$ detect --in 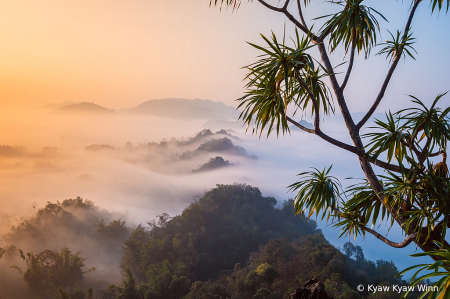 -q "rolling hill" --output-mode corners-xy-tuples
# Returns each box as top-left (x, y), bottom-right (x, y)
(128, 98), (238, 120)
(54, 102), (114, 114)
